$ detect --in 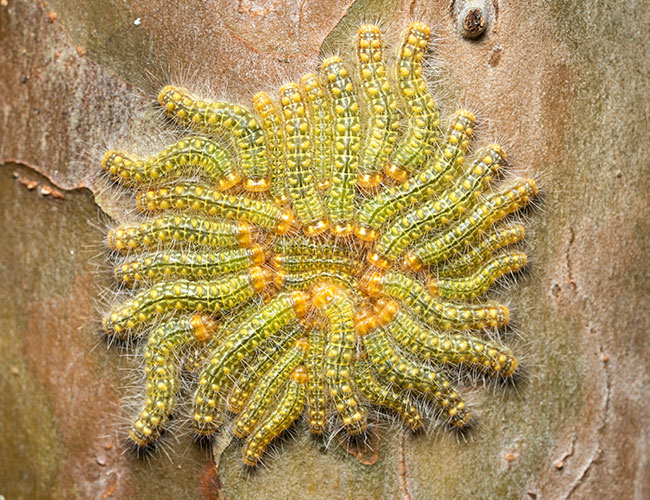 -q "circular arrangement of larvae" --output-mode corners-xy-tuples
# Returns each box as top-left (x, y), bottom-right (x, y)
(101, 21), (537, 467)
